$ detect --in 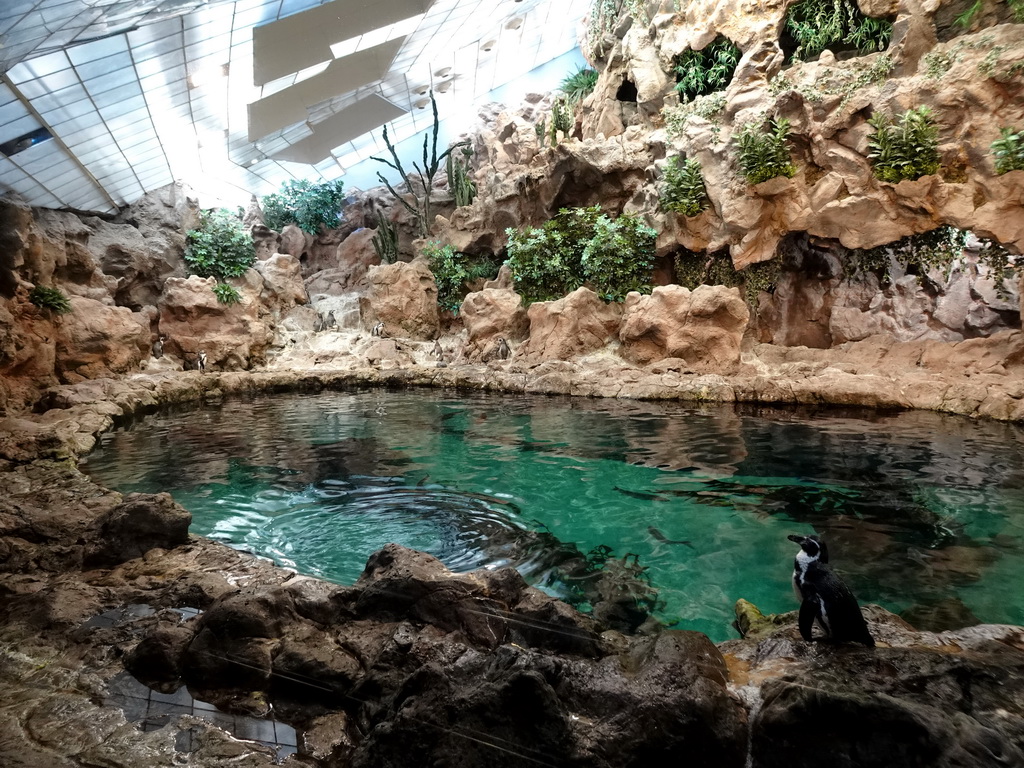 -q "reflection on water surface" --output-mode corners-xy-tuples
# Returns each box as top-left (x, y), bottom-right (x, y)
(81, 389), (1024, 642)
